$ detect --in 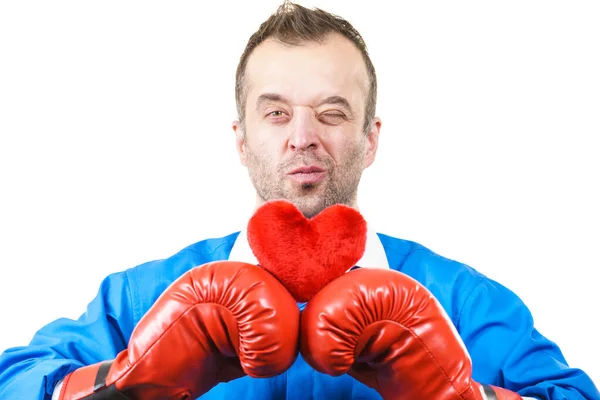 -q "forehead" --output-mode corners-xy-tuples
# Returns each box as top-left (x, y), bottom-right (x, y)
(244, 33), (369, 107)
